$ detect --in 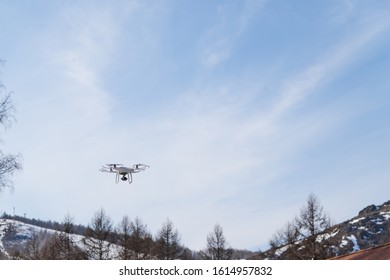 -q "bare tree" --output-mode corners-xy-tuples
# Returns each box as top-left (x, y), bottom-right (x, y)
(296, 193), (332, 259)
(128, 217), (153, 259)
(116, 215), (132, 260)
(268, 194), (335, 260)
(154, 218), (183, 260)
(0, 68), (22, 191)
(60, 214), (81, 259)
(24, 232), (42, 259)
(201, 224), (232, 260)
(52, 215), (86, 259)
(38, 215), (86, 260)
(40, 235), (61, 260)
(269, 221), (300, 260)
(181, 247), (196, 260)
(35, 230), (61, 260)
(116, 216), (153, 260)
(83, 208), (113, 260)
